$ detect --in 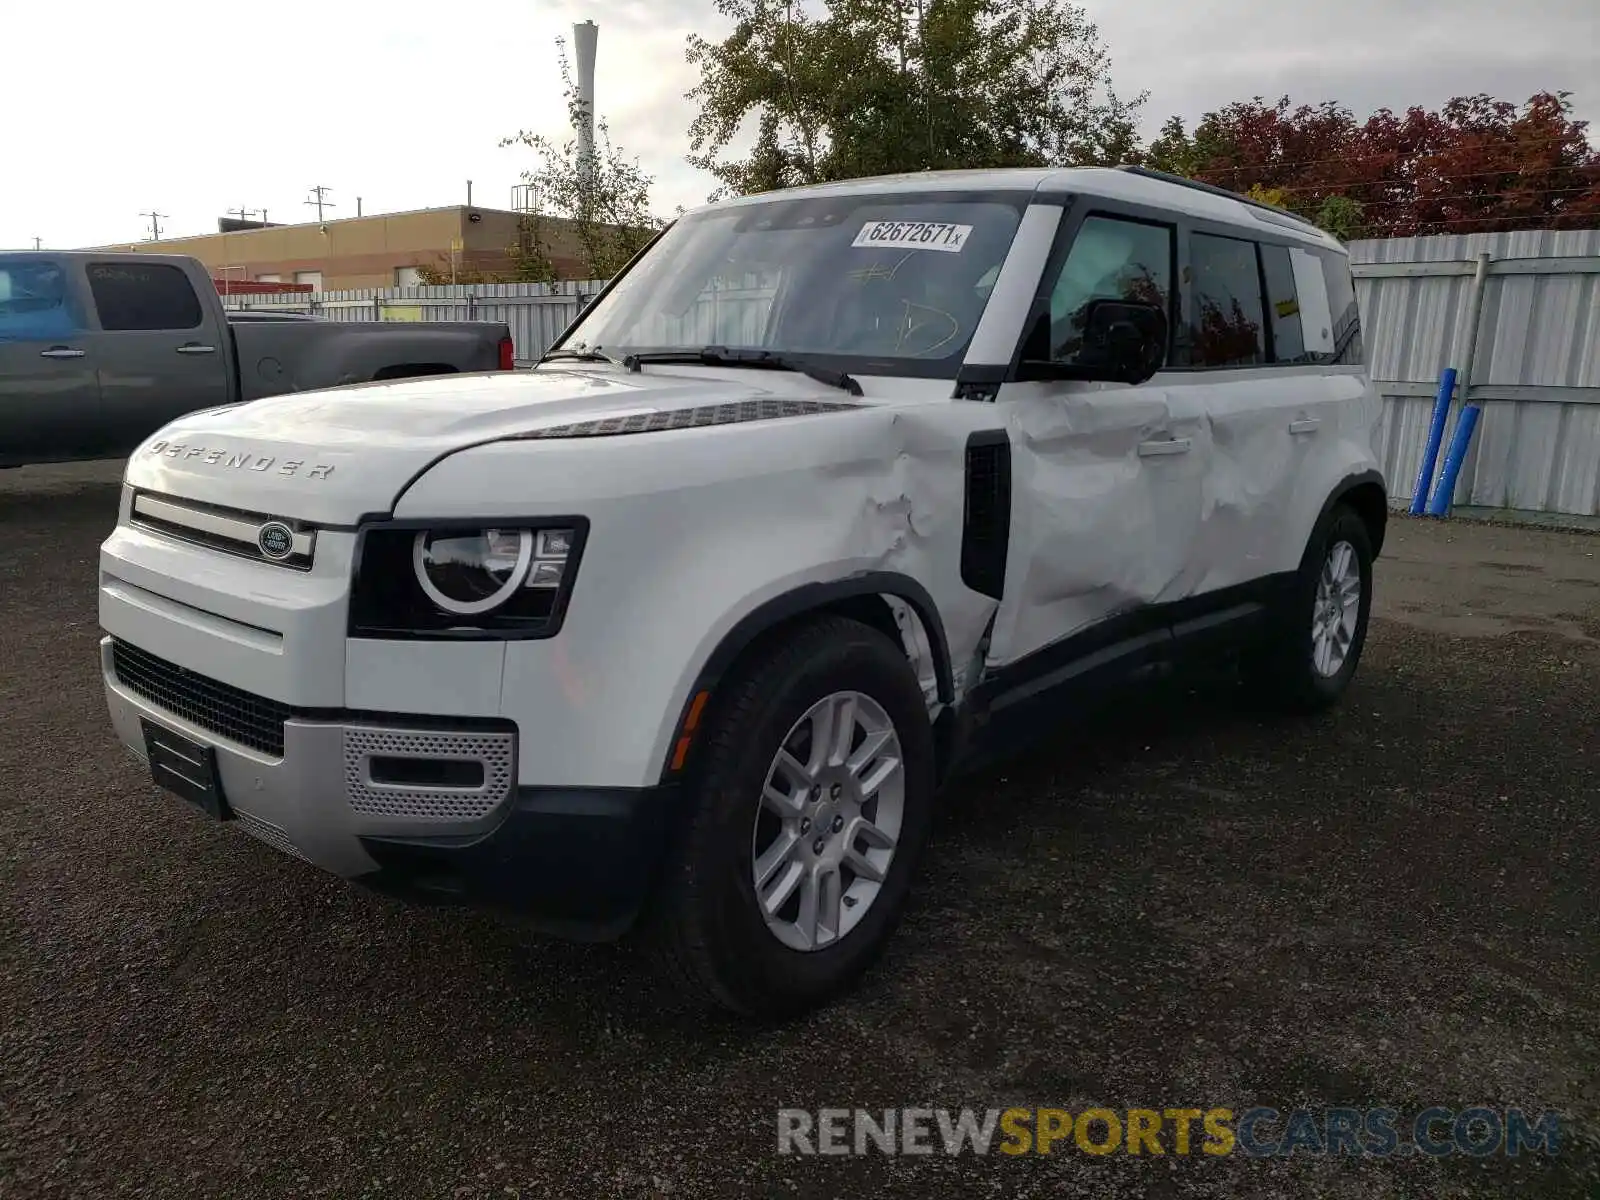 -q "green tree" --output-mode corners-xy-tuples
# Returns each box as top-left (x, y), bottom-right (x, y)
(501, 36), (667, 279)
(1313, 194), (1363, 241)
(684, 0), (1145, 199)
(1143, 115), (1199, 177)
(1245, 182), (1291, 209)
